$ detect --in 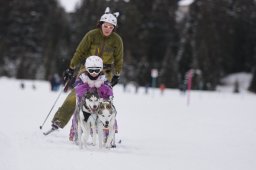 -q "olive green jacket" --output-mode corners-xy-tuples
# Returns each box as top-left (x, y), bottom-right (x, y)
(70, 28), (123, 80)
